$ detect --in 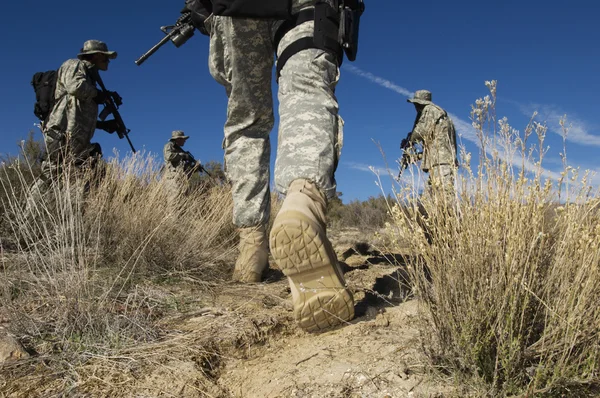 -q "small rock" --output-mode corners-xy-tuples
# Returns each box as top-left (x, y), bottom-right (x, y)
(0, 329), (29, 363)
(375, 313), (390, 327)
